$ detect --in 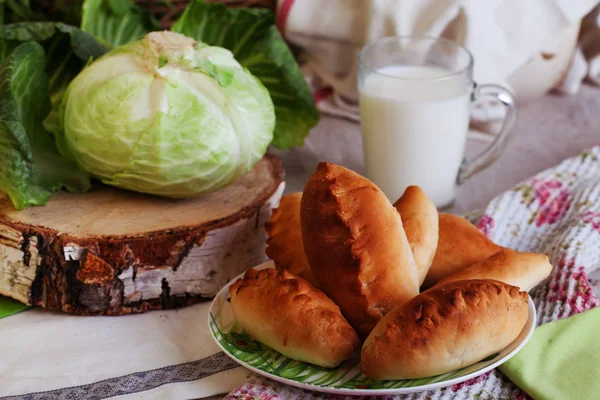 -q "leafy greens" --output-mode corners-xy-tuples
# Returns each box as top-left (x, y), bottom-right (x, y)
(81, 0), (155, 47)
(172, 0), (319, 149)
(0, 0), (319, 210)
(0, 22), (109, 132)
(0, 41), (91, 209)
